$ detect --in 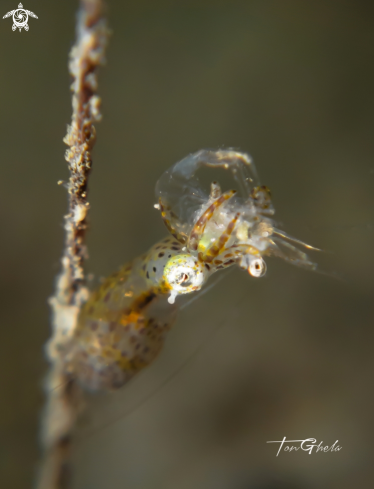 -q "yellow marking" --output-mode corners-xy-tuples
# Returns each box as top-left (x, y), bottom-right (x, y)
(120, 311), (141, 326)
(189, 190), (237, 250)
(158, 198), (187, 244)
(202, 212), (240, 262)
